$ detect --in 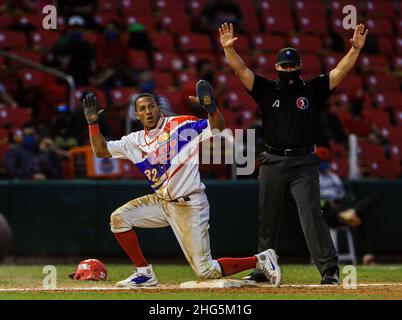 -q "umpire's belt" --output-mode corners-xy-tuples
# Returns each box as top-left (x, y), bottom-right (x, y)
(265, 145), (314, 157)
